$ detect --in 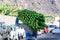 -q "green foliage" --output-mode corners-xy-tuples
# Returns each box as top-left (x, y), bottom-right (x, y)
(17, 9), (47, 31)
(0, 4), (16, 16)
(44, 13), (59, 23)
